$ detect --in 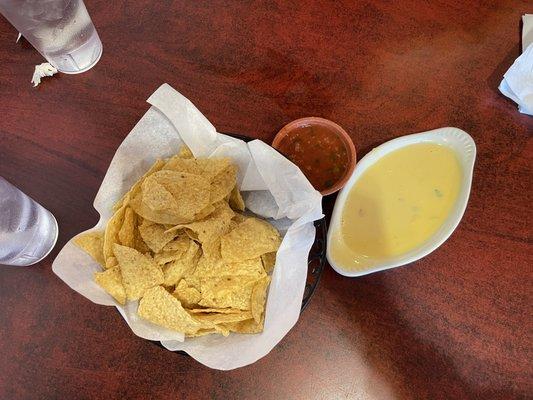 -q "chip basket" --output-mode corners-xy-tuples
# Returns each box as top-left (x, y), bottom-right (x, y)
(301, 216), (326, 311)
